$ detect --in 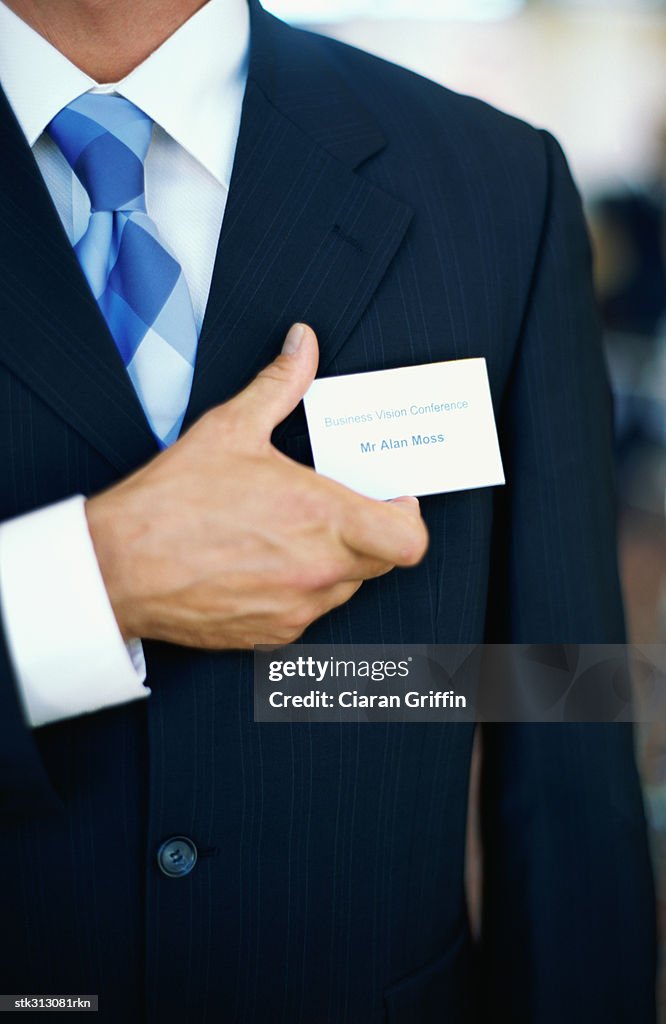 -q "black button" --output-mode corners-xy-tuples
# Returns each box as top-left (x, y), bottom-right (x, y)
(157, 836), (198, 878)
